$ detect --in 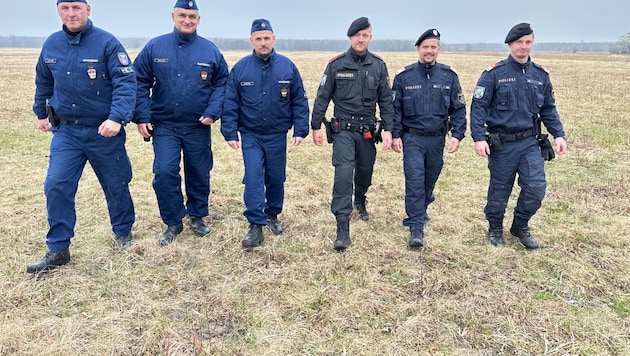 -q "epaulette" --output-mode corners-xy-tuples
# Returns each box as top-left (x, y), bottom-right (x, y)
(442, 64), (458, 75)
(485, 61), (504, 72)
(532, 62), (550, 74)
(328, 53), (344, 64)
(395, 63), (414, 76)
(372, 53), (385, 62)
